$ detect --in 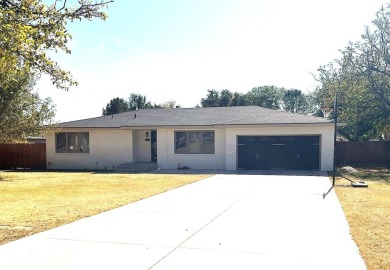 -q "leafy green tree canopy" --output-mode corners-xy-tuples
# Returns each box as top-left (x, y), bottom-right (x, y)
(199, 87), (313, 112)
(200, 89), (220, 107)
(231, 92), (247, 106)
(315, 4), (390, 141)
(0, 0), (112, 142)
(102, 97), (129, 116)
(219, 89), (233, 107)
(102, 94), (181, 115)
(0, 0), (113, 90)
(129, 93), (152, 111)
(281, 89), (308, 114)
(246, 86), (284, 109)
(200, 89), (236, 107)
(0, 69), (56, 143)
(201, 89), (247, 107)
